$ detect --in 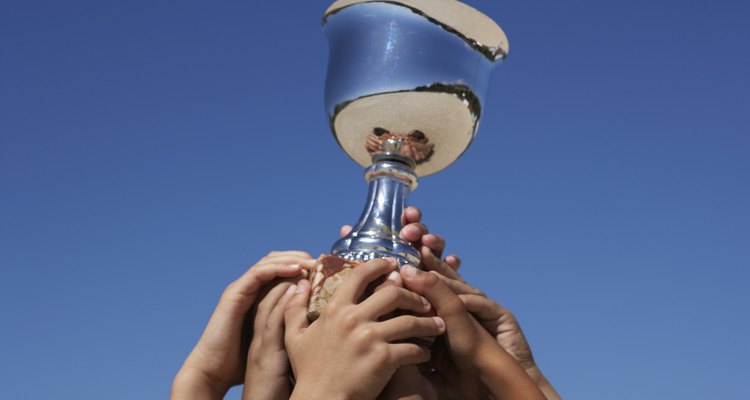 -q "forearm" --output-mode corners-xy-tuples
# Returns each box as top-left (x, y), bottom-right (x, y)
(475, 344), (546, 400)
(171, 368), (225, 400)
(289, 382), (348, 400)
(244, 372), (291, 400)
(525, 365), (561, 400)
